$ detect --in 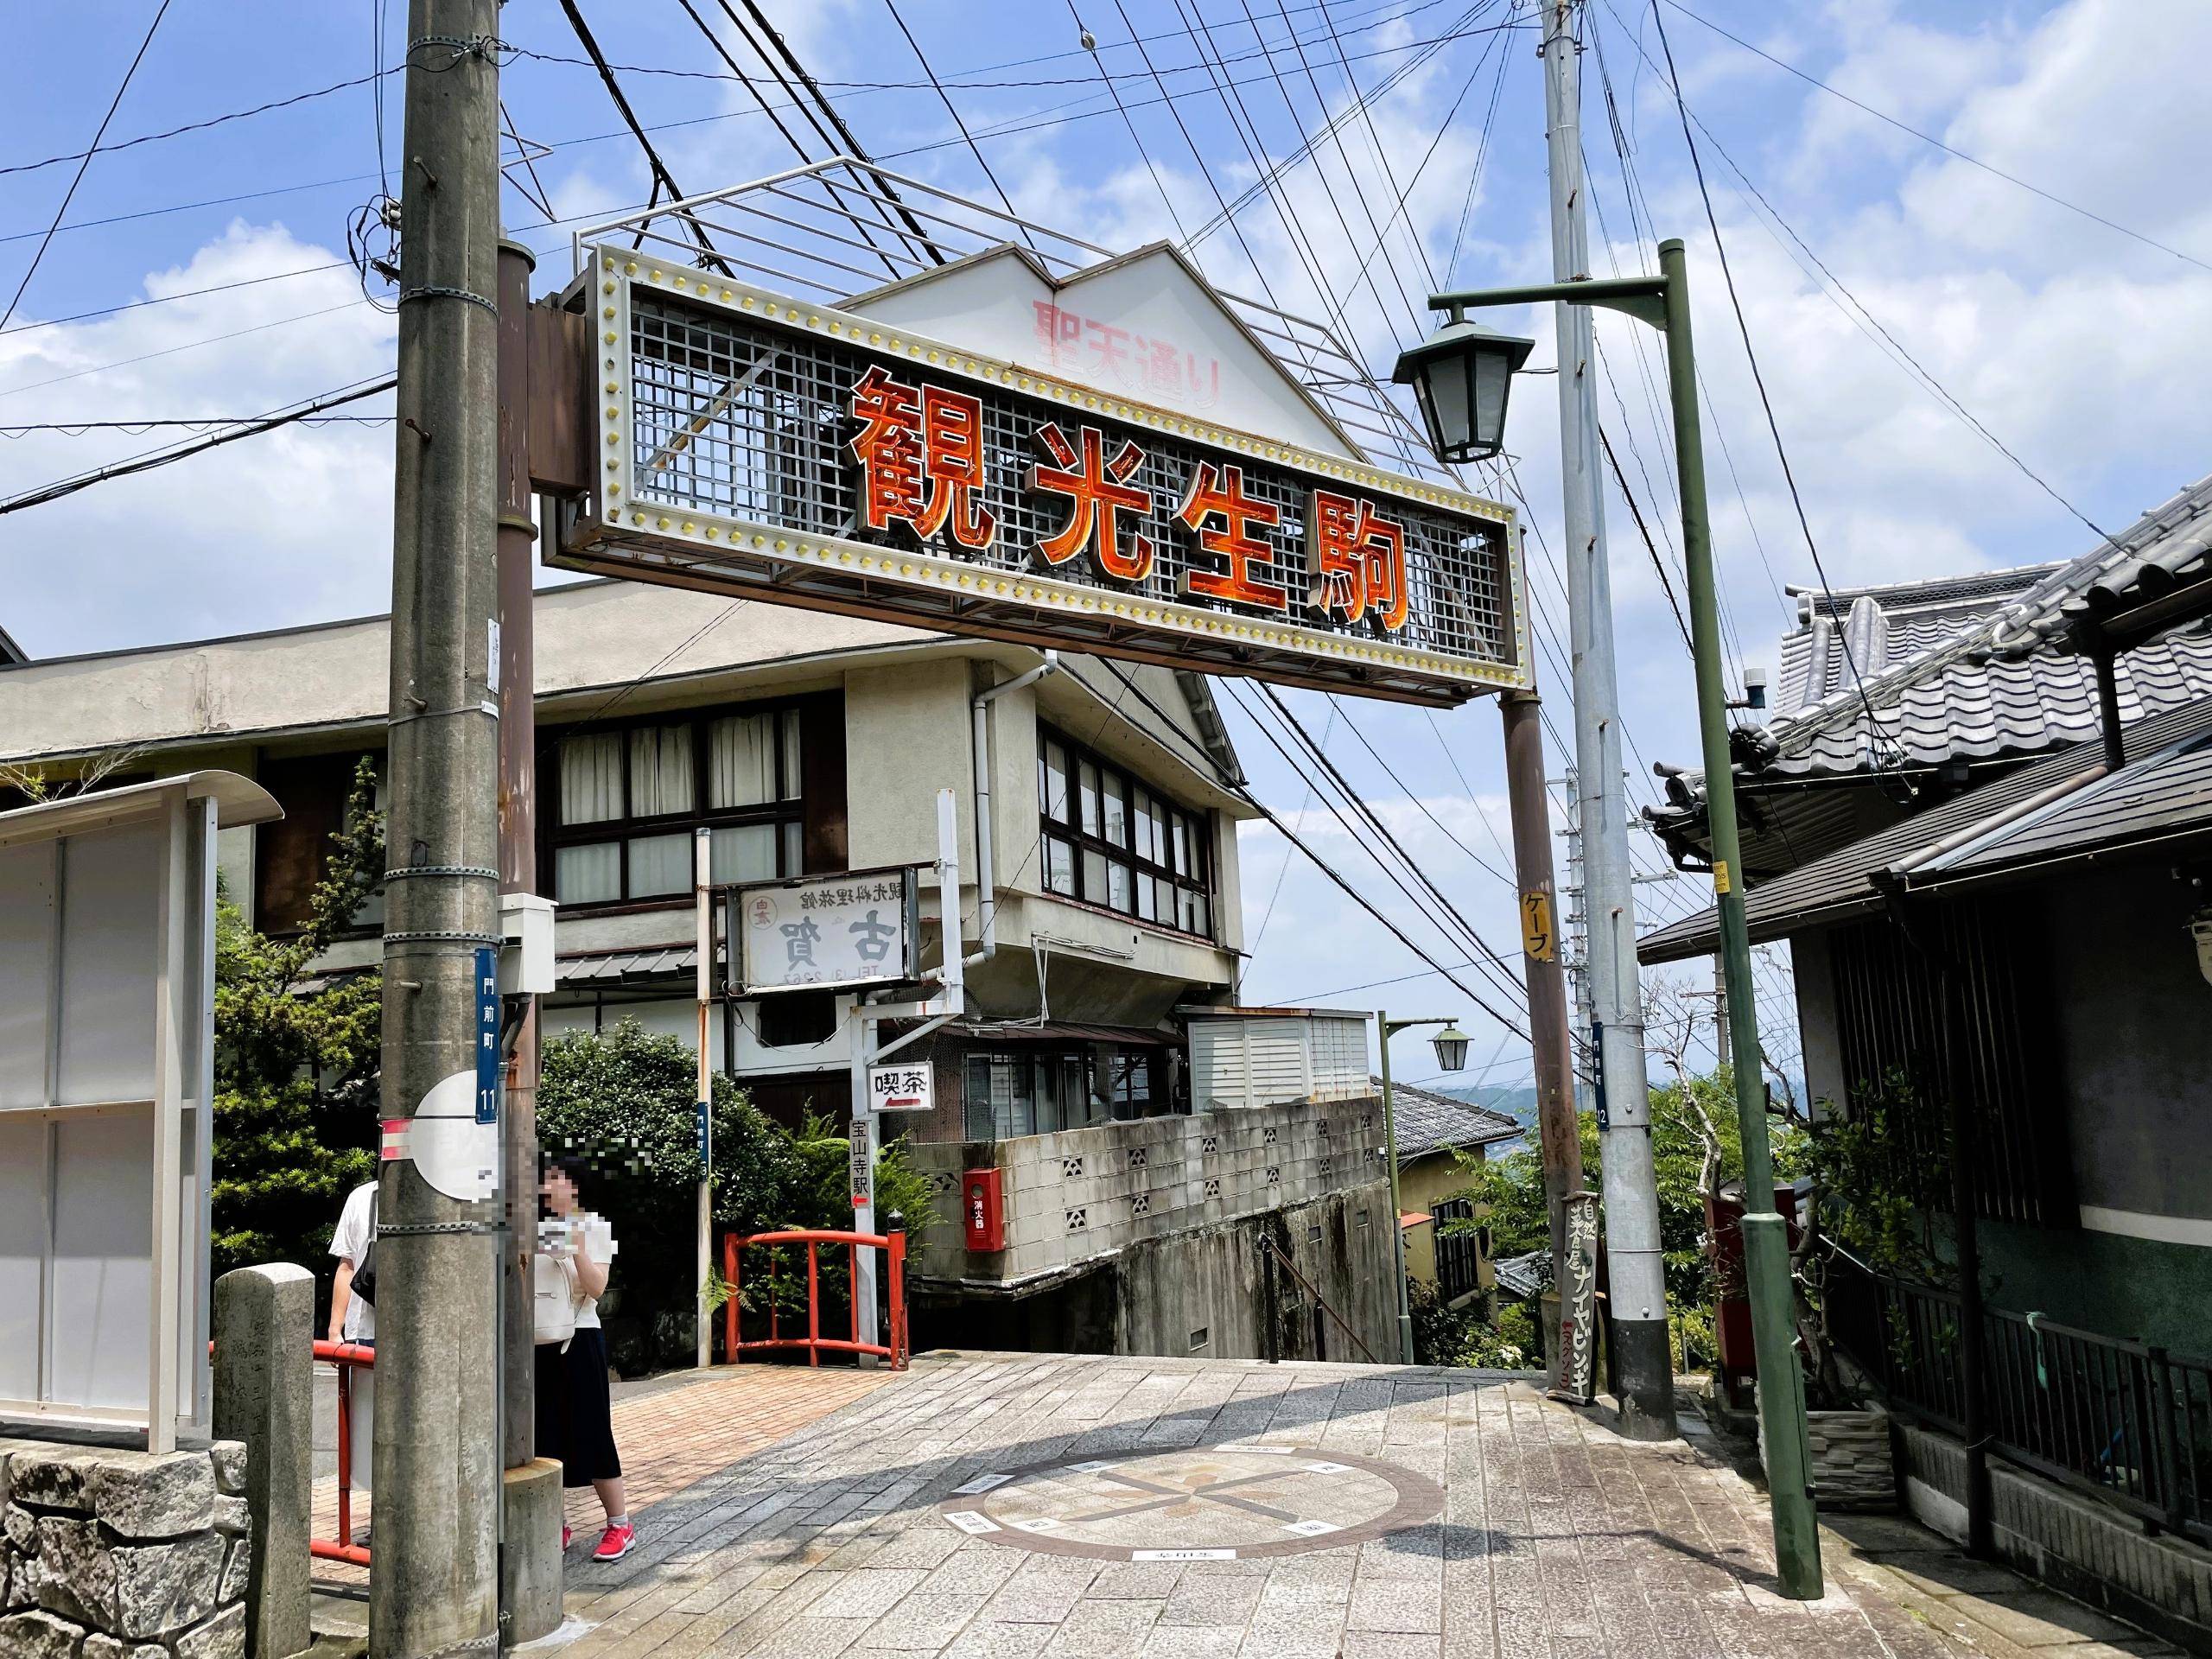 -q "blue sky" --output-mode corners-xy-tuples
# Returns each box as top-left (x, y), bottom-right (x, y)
(3, 0), (2208, 1089)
